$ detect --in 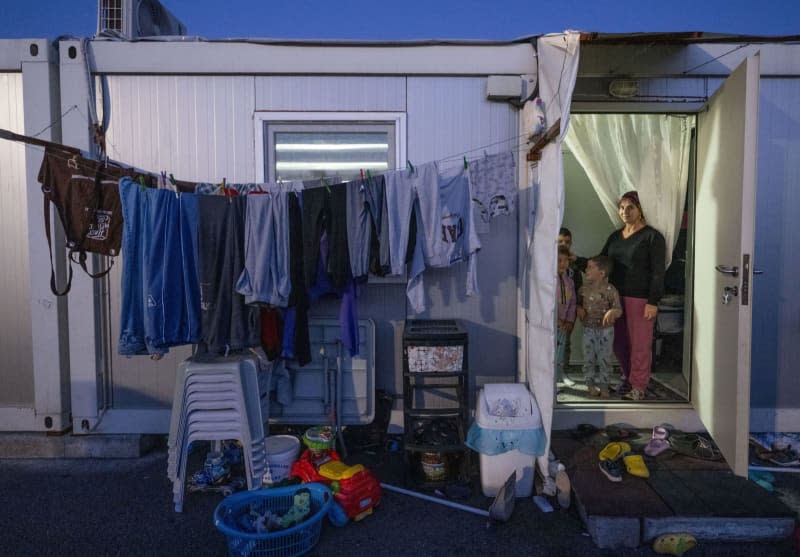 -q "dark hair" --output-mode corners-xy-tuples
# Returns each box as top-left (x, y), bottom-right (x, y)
(590, 255), (614, 277)
(558, 246), (571, 258)
(559, 227), (572, 238)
